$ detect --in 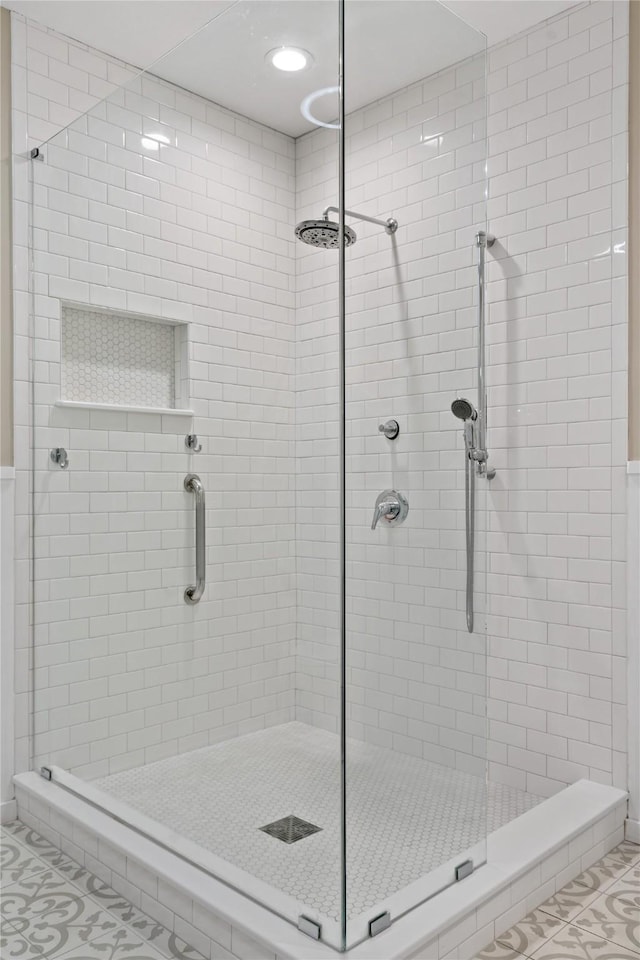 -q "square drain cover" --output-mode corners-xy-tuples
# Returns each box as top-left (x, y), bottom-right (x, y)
(259, 815), (322, 844)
